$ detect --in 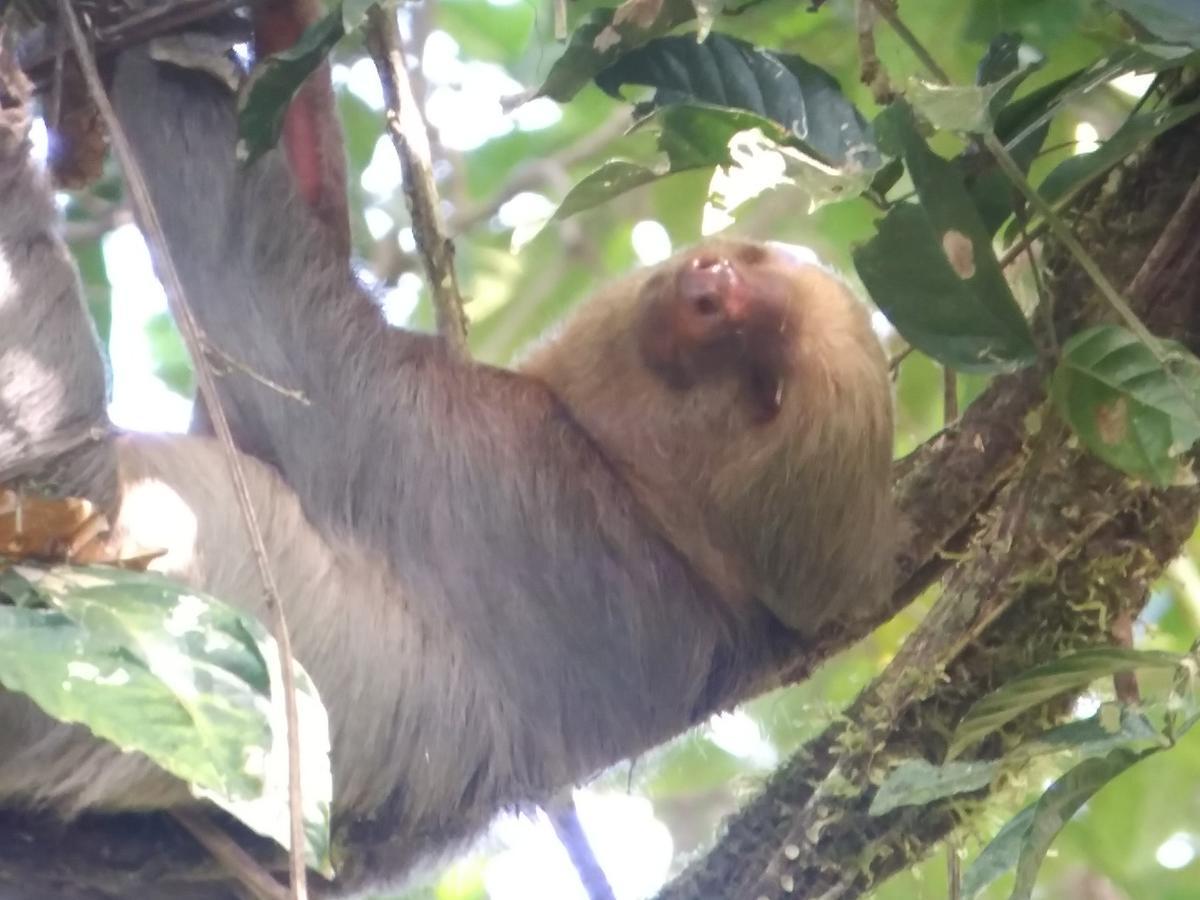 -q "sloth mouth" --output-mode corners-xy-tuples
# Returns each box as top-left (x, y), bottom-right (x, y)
(746, 363), (786, 423)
